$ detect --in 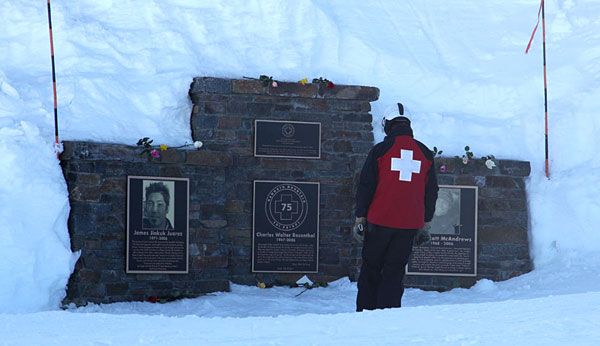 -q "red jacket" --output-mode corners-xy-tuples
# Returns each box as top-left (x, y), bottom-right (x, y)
(355, 126), (438, 229)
